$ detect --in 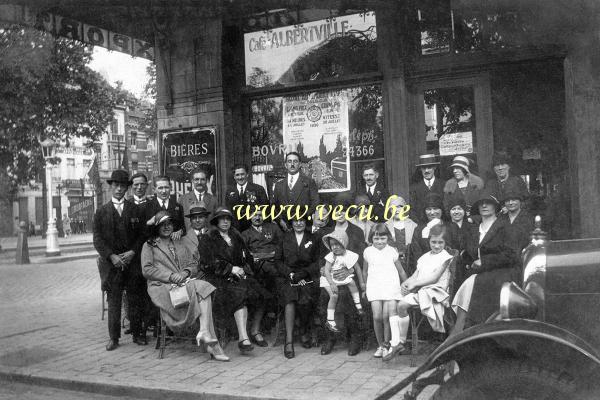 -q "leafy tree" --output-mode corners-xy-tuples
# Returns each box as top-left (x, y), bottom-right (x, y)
(0, 25), (116, 201)
(141, 63), (158, 136)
